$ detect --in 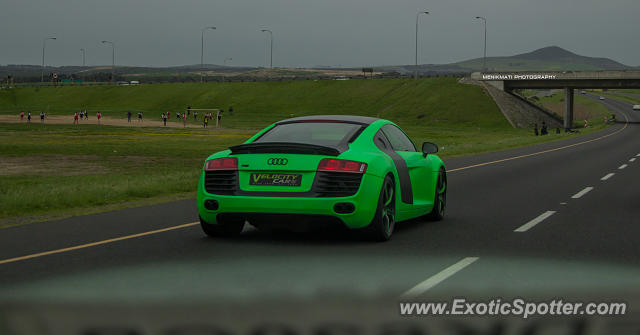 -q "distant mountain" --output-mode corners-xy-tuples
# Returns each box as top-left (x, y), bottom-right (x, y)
(375, 46), (633, 74)
(1, 46), (635, 81)
(470, 46), (630, 71)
